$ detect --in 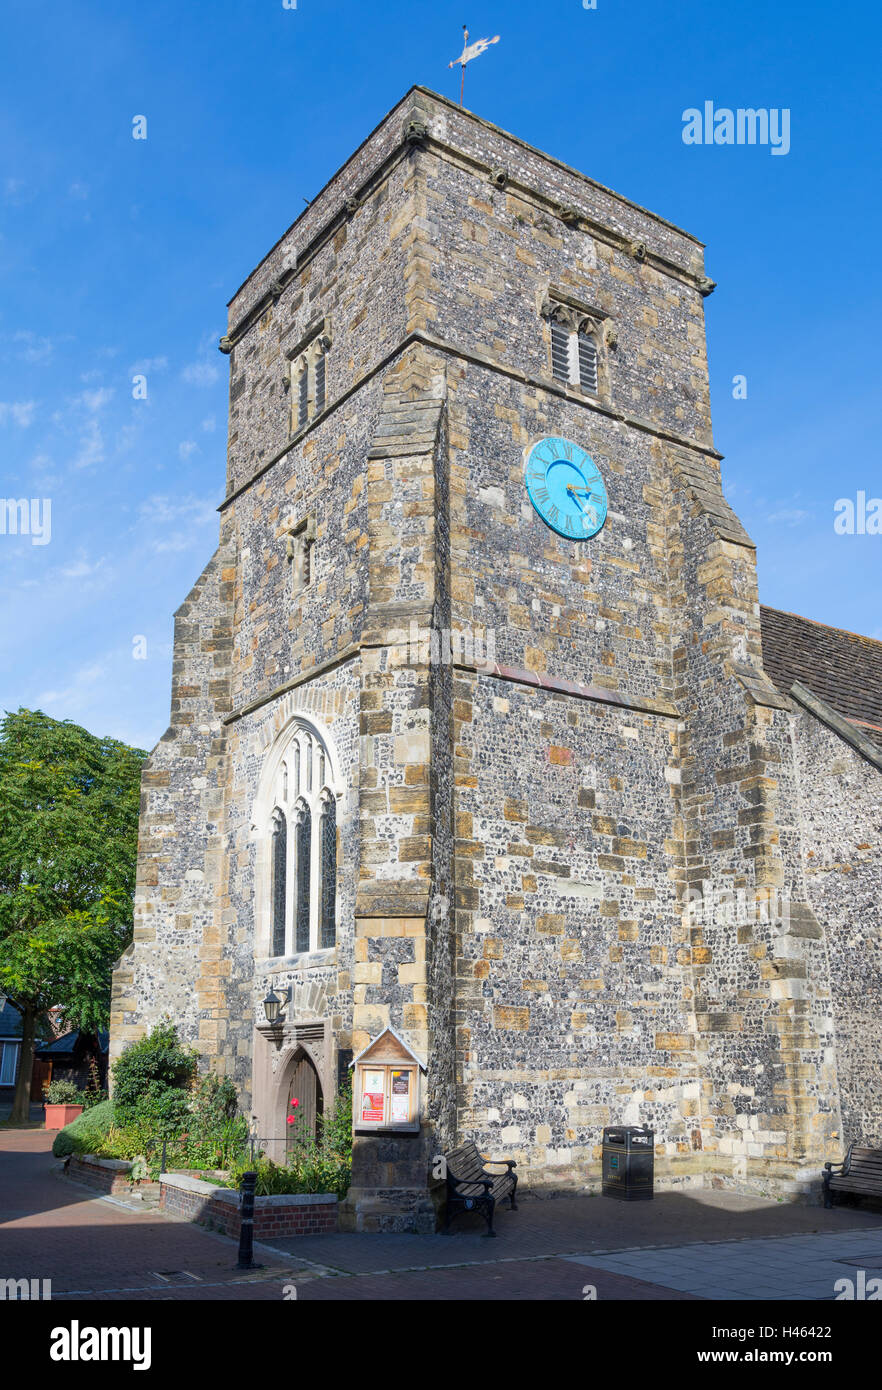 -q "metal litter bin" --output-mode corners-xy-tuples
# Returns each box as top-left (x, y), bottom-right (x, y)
(601, 1125), (654, 1201)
